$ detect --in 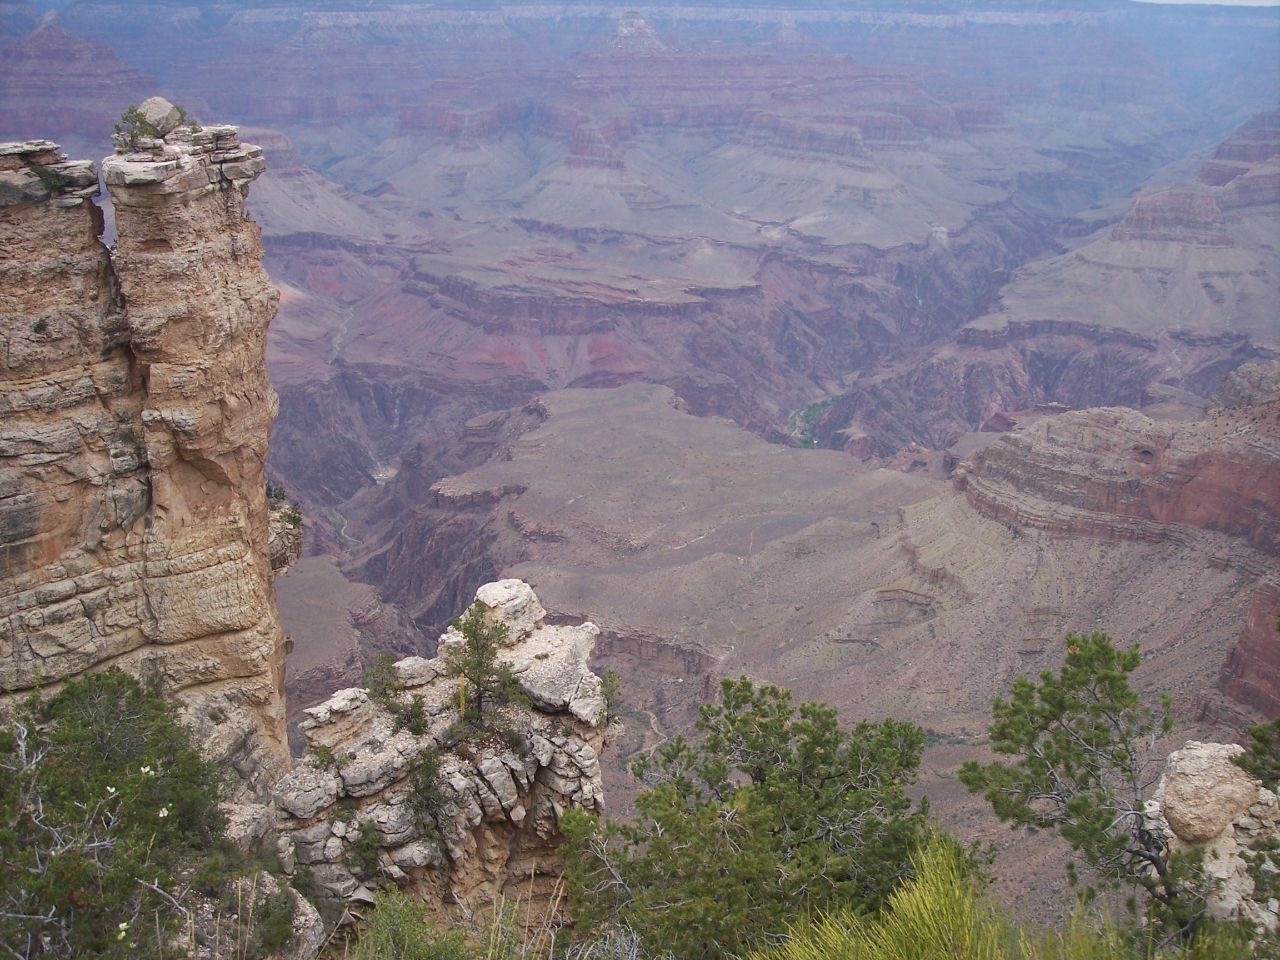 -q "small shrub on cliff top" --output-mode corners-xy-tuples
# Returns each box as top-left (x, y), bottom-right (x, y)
(445, 602), (526, 729)
(0, 670), (227, 958)
(114, 104), (159, 149)
(364, 651), (401, 703)
(363, 653), (431, 733)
